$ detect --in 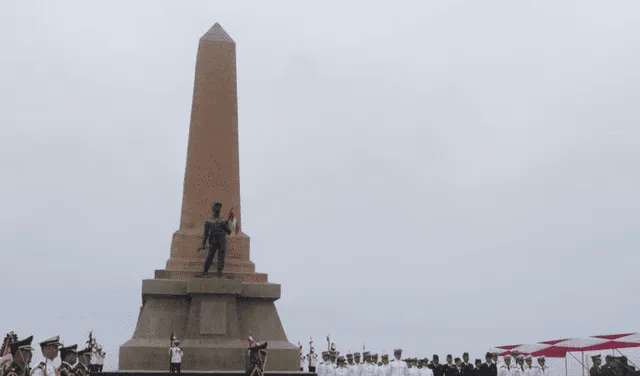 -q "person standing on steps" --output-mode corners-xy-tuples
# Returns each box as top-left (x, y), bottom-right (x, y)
(169, 340), (183, 375)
